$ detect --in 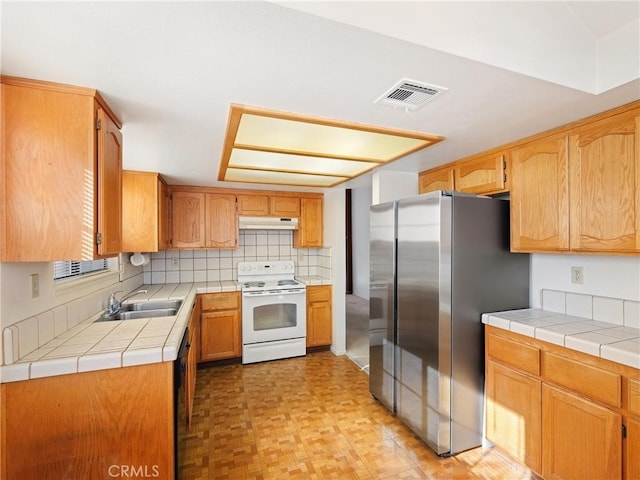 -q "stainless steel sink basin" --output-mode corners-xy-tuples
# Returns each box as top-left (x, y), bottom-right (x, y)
(111, 308), (179, 320)
(121, 299), (183, 312)
(97, 299), (183, 321)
